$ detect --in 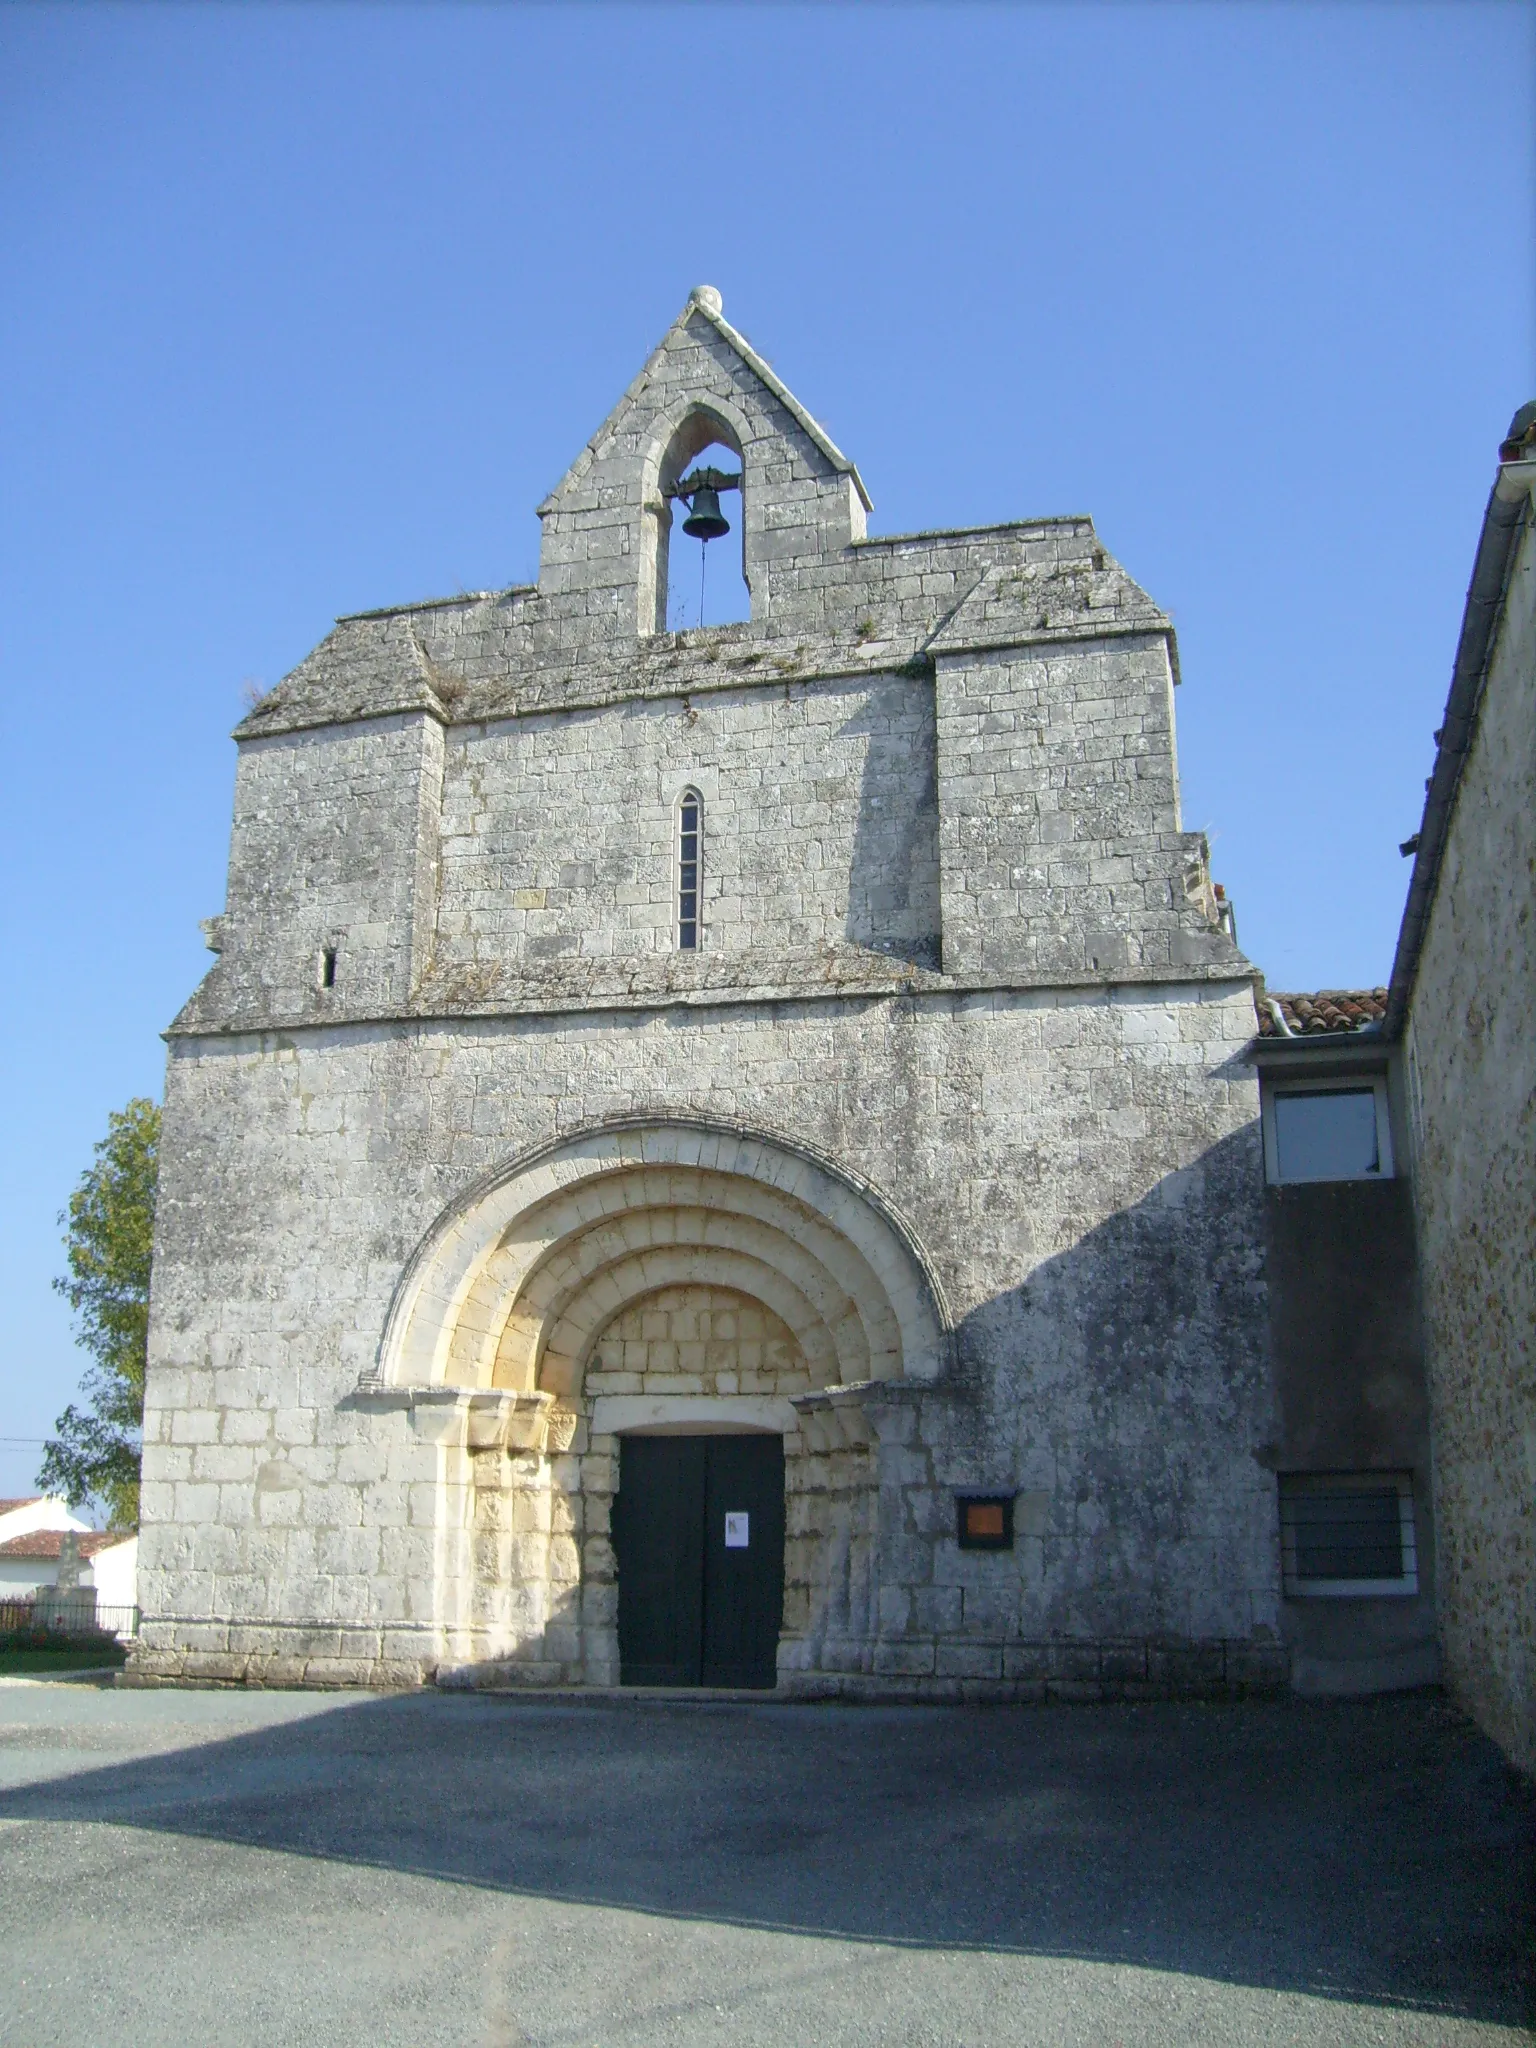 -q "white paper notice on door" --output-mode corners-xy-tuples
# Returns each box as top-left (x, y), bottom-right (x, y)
(724, 1512), (750, 1548)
